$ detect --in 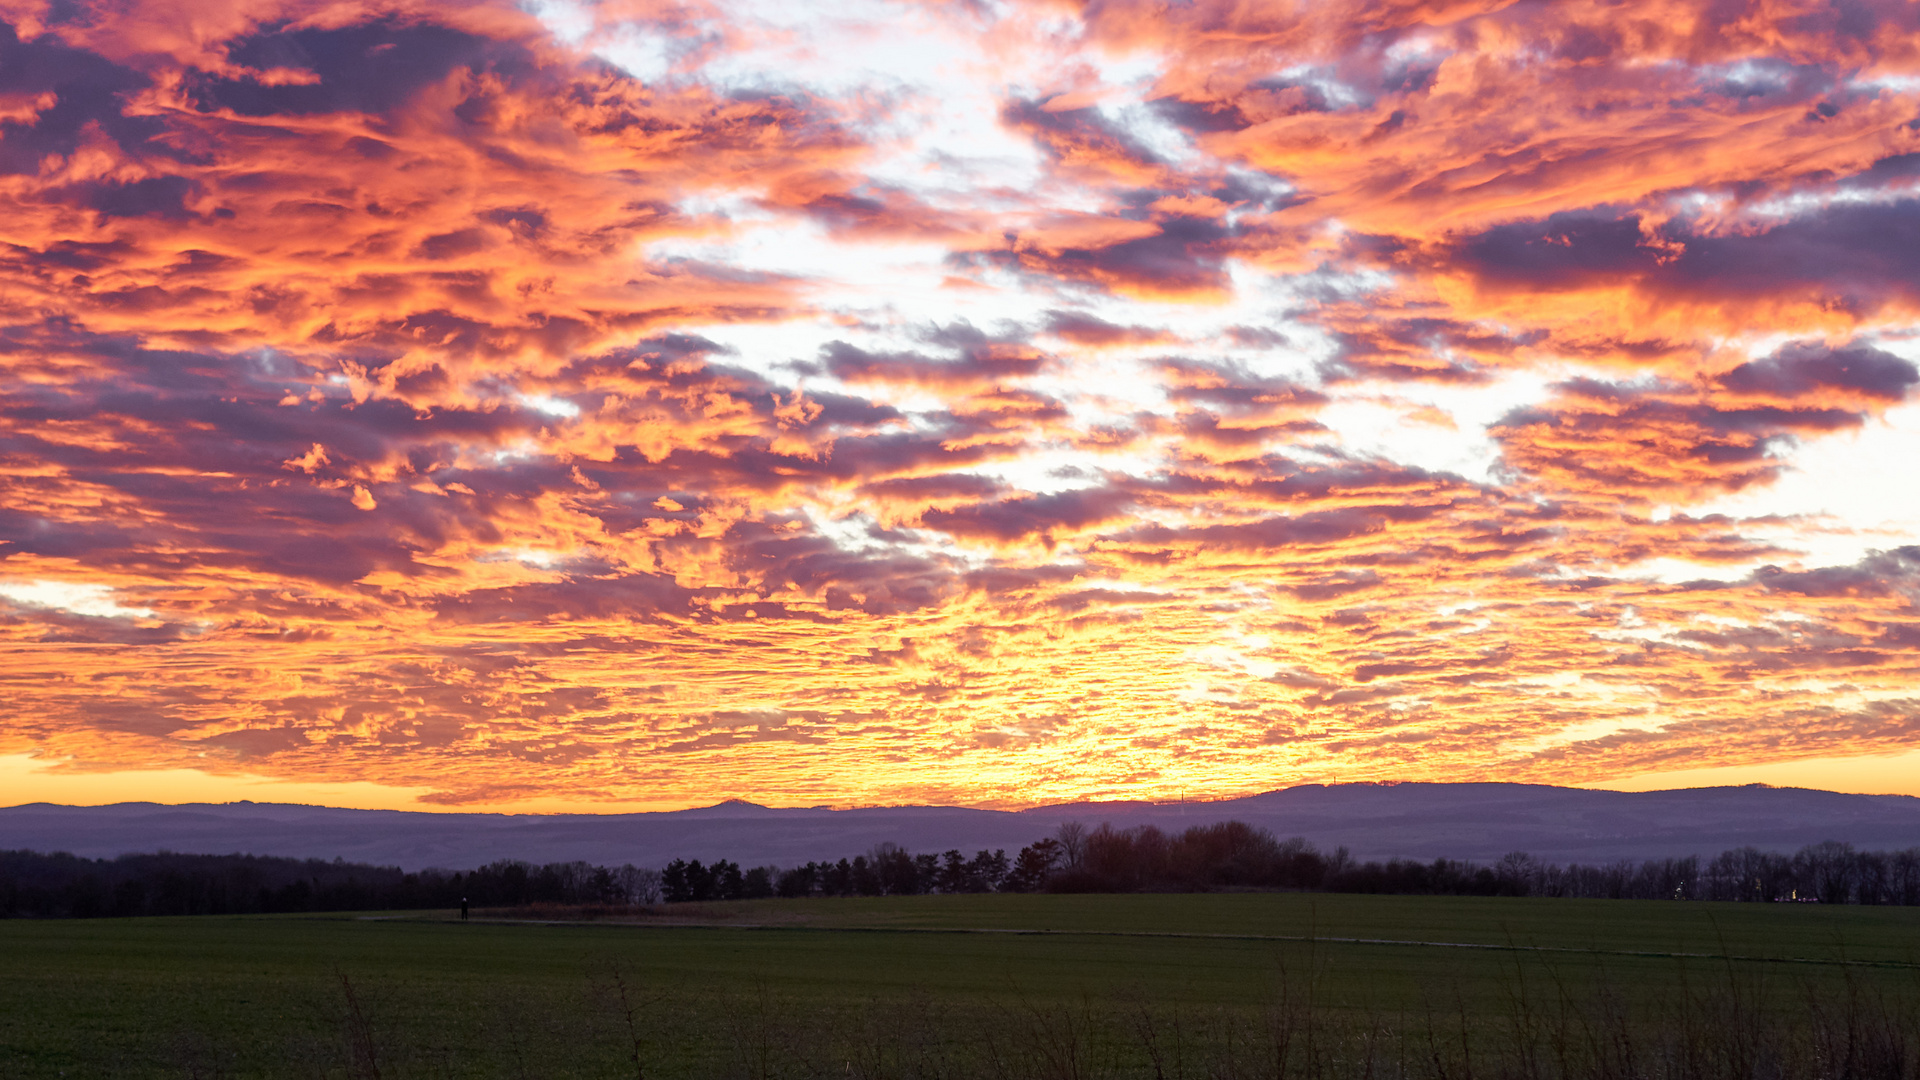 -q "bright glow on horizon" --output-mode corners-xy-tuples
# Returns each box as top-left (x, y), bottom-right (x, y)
(1590, 748), (1920, 800)
(9, 750), (1920, 816)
